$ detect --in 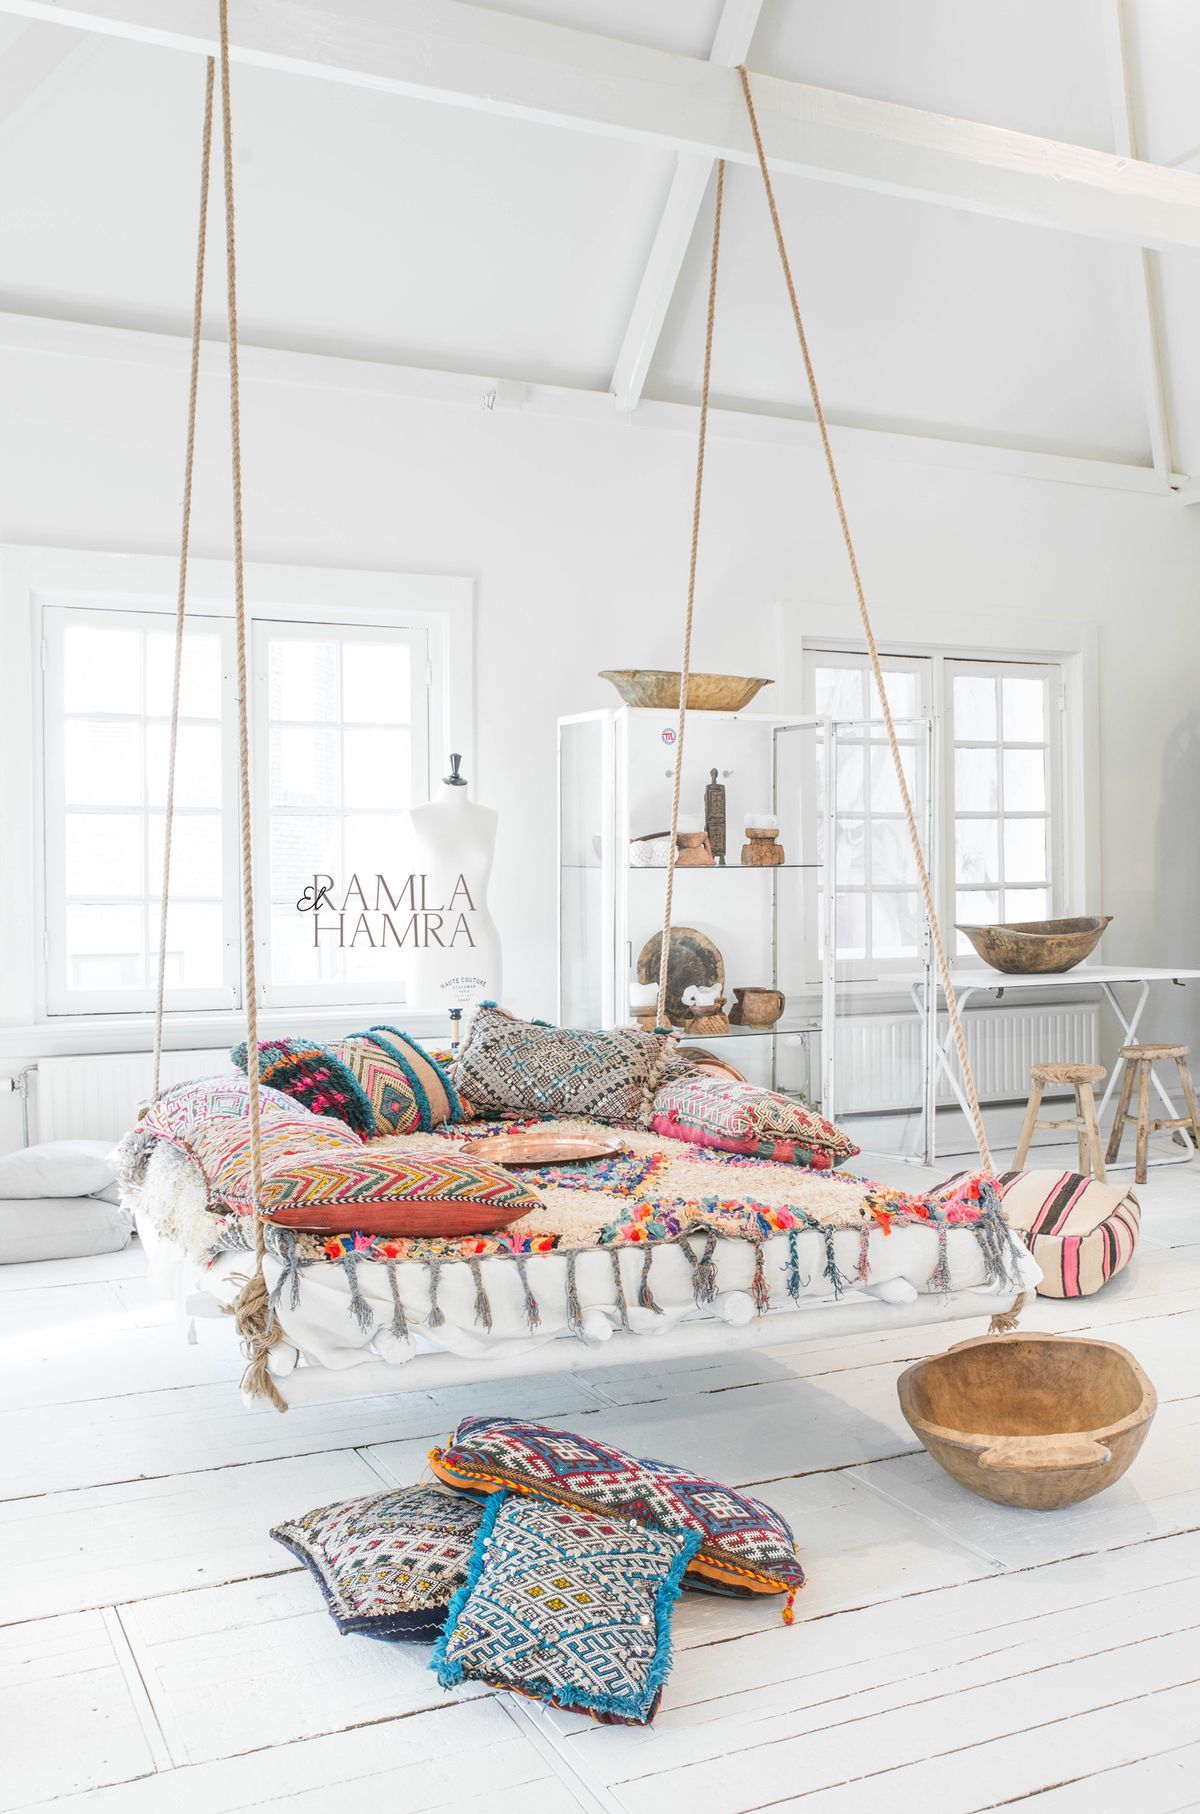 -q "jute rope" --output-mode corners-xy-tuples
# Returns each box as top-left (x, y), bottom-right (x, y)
(737, 65), (994, 1177)
(152, 58), (214, 1104)
(655, 160), (725, 1030)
